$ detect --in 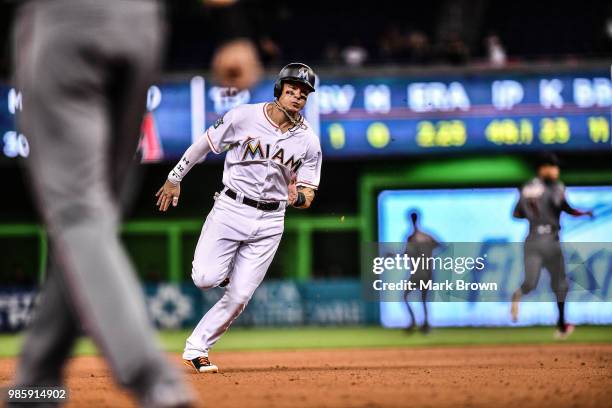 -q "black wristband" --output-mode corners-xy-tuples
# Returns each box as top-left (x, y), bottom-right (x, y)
(293, 192), (306, 207)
